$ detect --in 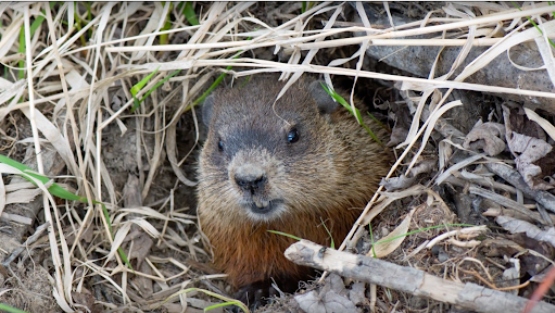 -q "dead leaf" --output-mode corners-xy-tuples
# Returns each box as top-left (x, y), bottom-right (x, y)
(368, 207), (415, 258)
(64, 226), (93, 246)
(504, 102), (546, 139)
(349, 283), (367, 306)
(507, 233), (554, 277)
(134, 261), (153, 298)
(125, 230), (153, 267)
(328, 273), (347, 295)
(123, 174), (142, 207)
(496, 216), (555, 249)
(295, 289), (357, 313)
(508, 132), (553, 190)
(73, 288), (103, 313)
(380, 175), (416, 191)
(463, 121), (506, 156)
(525, 107), (555, 142)
(410, 158), (436, 176)
(381, 158), (435, 191)
(5, 188), (42, 204)
(503, 104), (555, 190)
